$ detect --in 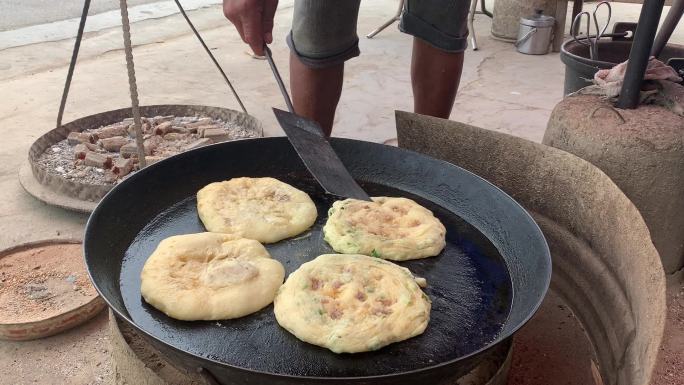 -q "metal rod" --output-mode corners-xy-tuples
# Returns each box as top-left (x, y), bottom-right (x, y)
(119, 0), (147, 167)
(366, 0), (404, 39)
(172, 0), (247, 114)
(616, 0), (665, 109)
(263, 45), (295, 114)
(652, 0), (684, 57)
(56, 0), (91, 128)
(468, 0), (479, 50)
